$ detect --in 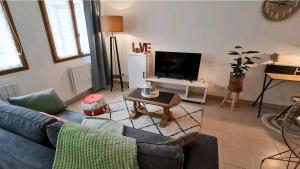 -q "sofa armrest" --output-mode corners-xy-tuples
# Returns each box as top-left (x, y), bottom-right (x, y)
(184, 134), (219, 169)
